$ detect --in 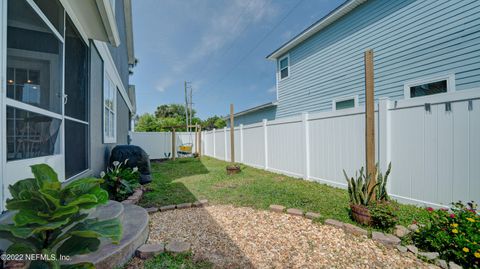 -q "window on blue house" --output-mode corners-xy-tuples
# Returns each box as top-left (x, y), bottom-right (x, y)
(404, 74), (455, 99)
(333, 96), (358, 111)
(279, 55), (289, 80)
